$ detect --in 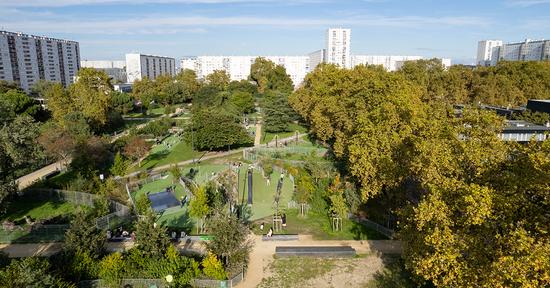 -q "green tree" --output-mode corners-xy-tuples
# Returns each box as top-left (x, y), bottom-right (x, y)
(109, 152), (129, 176)
(110, 91), (134, 115)
(0, 89), (44, 121)
(0, 257), (75, 288)
(206, 70), (230, 91)
(189, 109), (252, 151)
(294, 171), (315, 216)
(135, 211), (170, 258)
(249, 57), (275, 93)
(189, 186), (209, 234)
(64, 211), (106, 258)
(206, 212), (253, 273)
(169, 165), (182, 184)
(135, 194), (152, 215)
(263, 90), (295, 133)
(230, 90), (255, 114)
(175, 69), (201, 100)
(132, 76), (158, 109)
(68, 68), (113, 129)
